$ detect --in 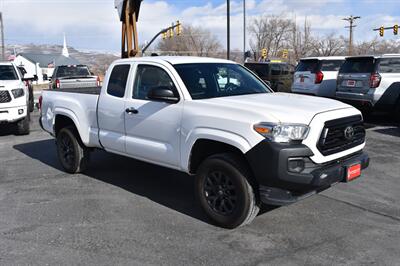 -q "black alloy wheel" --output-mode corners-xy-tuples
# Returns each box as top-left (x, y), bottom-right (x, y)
(204, 170), (237, 216)
(58, 131), (76, 168)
